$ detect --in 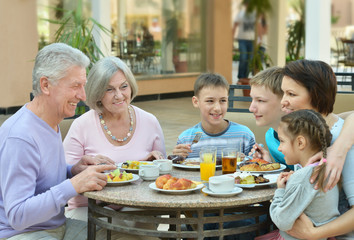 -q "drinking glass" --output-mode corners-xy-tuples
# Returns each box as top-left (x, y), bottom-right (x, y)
(199, 146), (217, 182)
(222, 148), (237, 174)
